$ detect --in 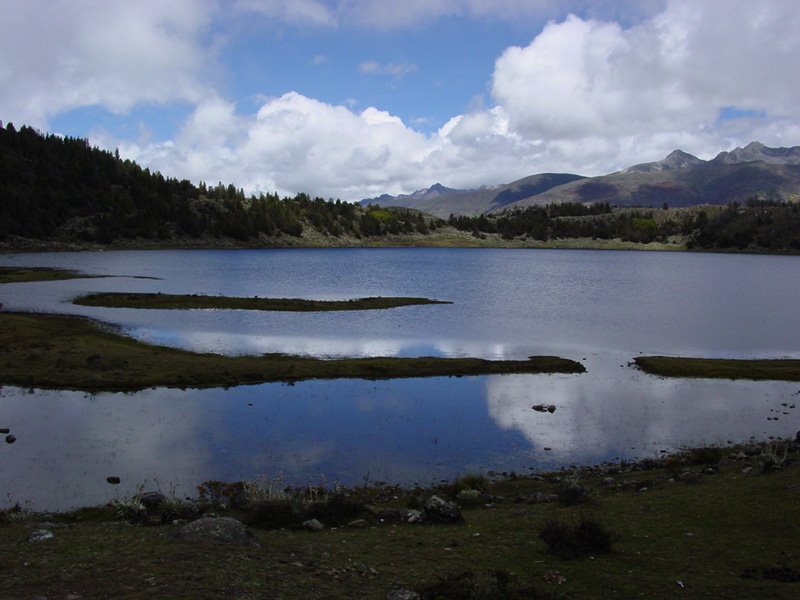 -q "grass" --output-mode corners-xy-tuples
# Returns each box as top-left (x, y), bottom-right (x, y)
(634, 355), (800, 381)
(0, 312), (585, 391)
(0, 266), (95, 284)
(73, 292), (452, 311)
(2, 442), (800, 598)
